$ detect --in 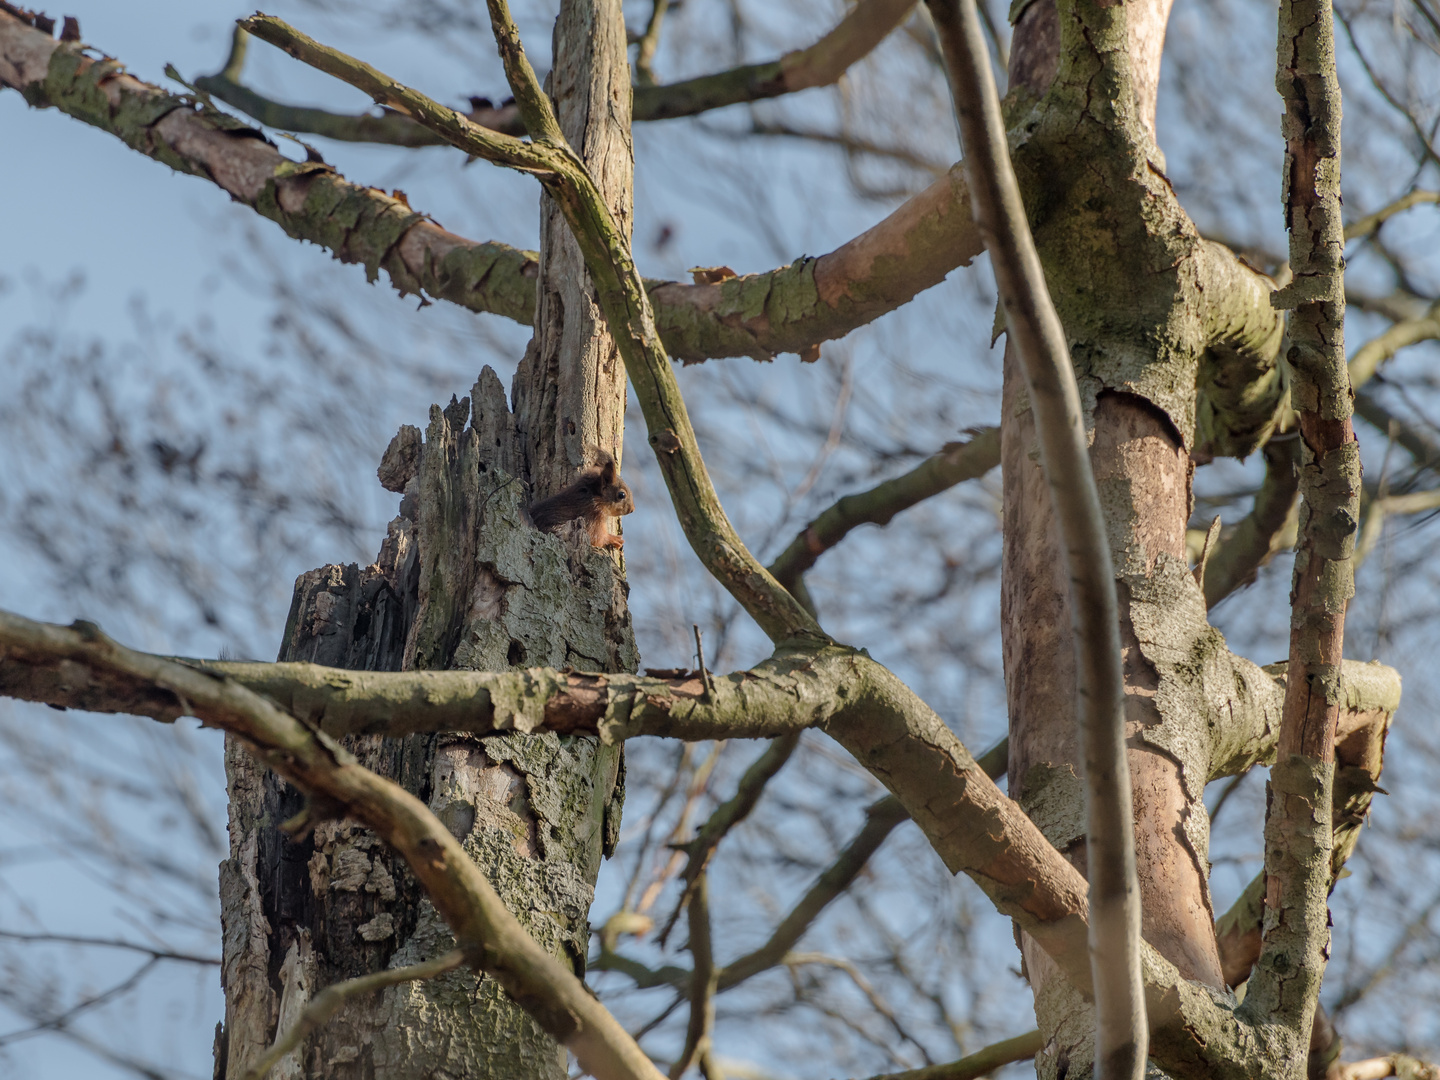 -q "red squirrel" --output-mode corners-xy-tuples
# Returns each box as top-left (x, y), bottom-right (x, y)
(528, 450), (635, 549)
